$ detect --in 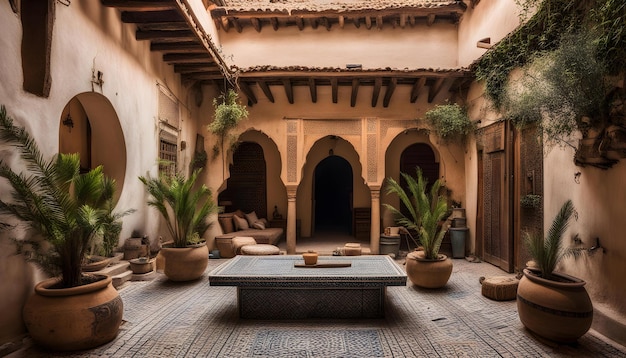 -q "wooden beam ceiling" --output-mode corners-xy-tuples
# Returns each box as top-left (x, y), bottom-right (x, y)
(210, 4), (466, 33)
(102, 0), (229, 83)
(232, 71), (472, 107)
